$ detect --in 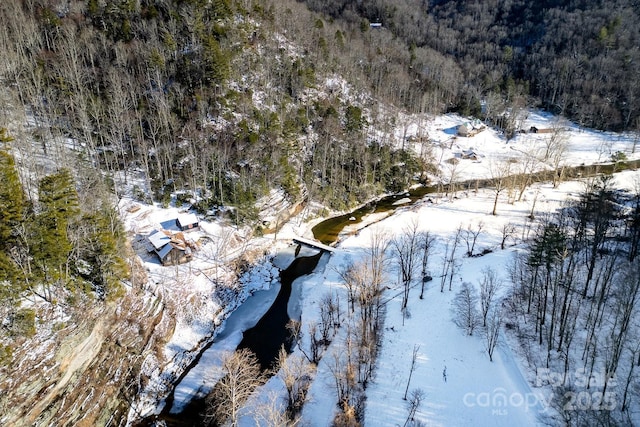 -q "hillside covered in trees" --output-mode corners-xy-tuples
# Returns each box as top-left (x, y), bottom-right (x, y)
(302, 0), (640, 131)
(1, 0), (434, 221)
(3, 0), (638, 219)
(1, 0), (640, 425)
